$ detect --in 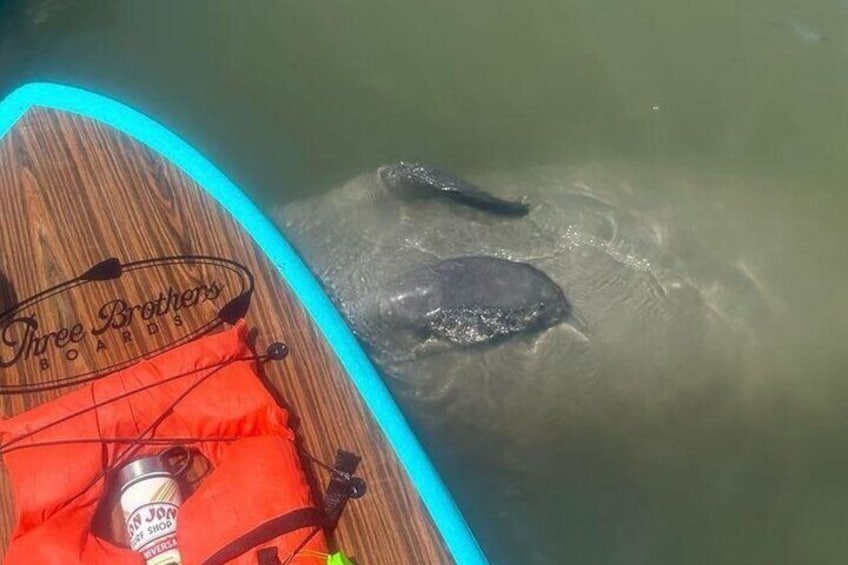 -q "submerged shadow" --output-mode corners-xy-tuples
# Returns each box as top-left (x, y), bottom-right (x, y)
(0, 271), (17, 313)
